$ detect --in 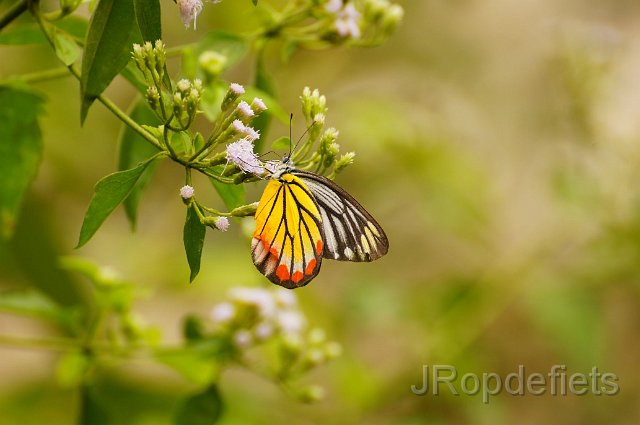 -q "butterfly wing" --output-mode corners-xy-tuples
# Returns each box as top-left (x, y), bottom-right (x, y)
(252, 174), (325, 289)
(292, 170), (389, 262)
